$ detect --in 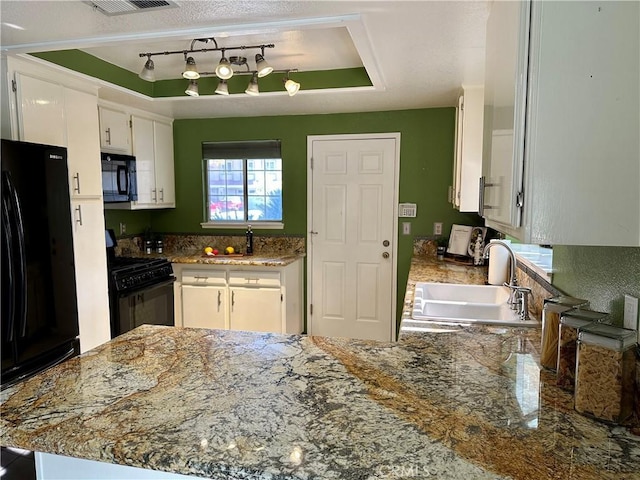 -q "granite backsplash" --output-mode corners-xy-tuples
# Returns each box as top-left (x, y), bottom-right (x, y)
(114, 234), (306, 257)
